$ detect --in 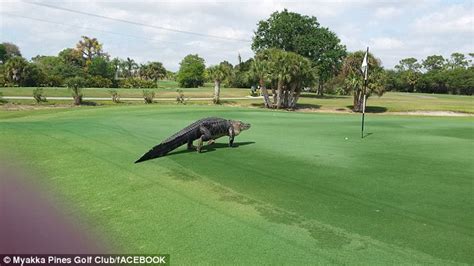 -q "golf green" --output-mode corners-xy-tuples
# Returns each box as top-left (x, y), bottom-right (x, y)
(0, 105), (473, 264)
